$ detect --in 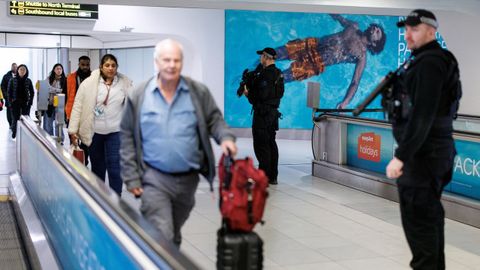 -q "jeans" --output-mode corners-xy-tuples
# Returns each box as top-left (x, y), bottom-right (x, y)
(43, 112), (55, 136)
(89, 132), (122, 195)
